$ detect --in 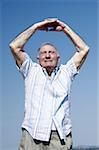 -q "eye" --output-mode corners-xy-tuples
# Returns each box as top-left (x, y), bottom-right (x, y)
(50, 51), (55, 54)
(40, 51), (46, 55)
